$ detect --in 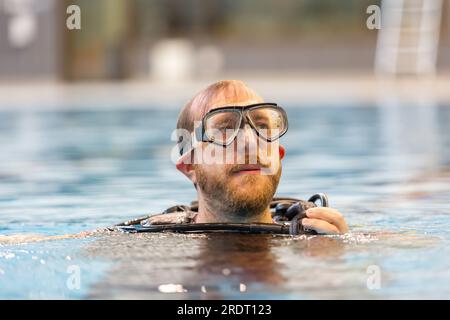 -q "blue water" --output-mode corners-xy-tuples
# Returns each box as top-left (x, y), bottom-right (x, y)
(1, 102), (450, 299)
